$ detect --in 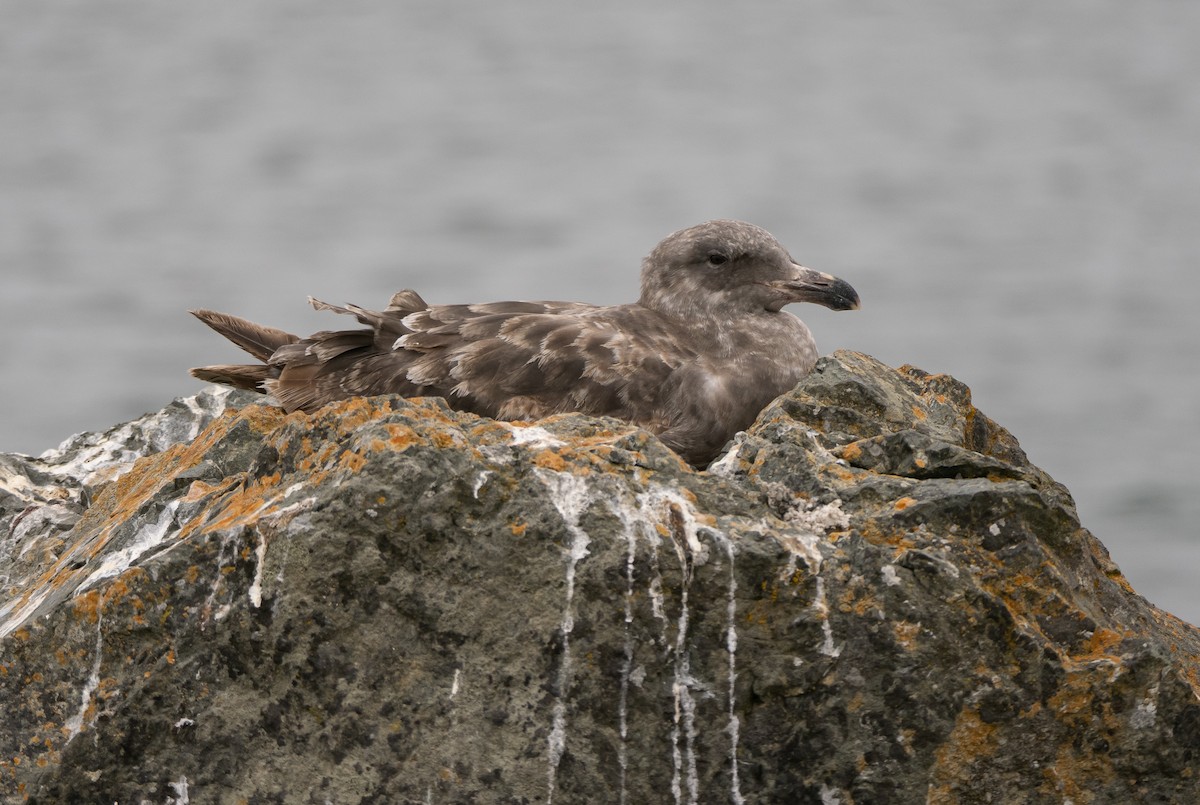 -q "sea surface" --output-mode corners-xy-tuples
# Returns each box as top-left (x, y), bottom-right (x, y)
(2, 2), (1198, 623)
